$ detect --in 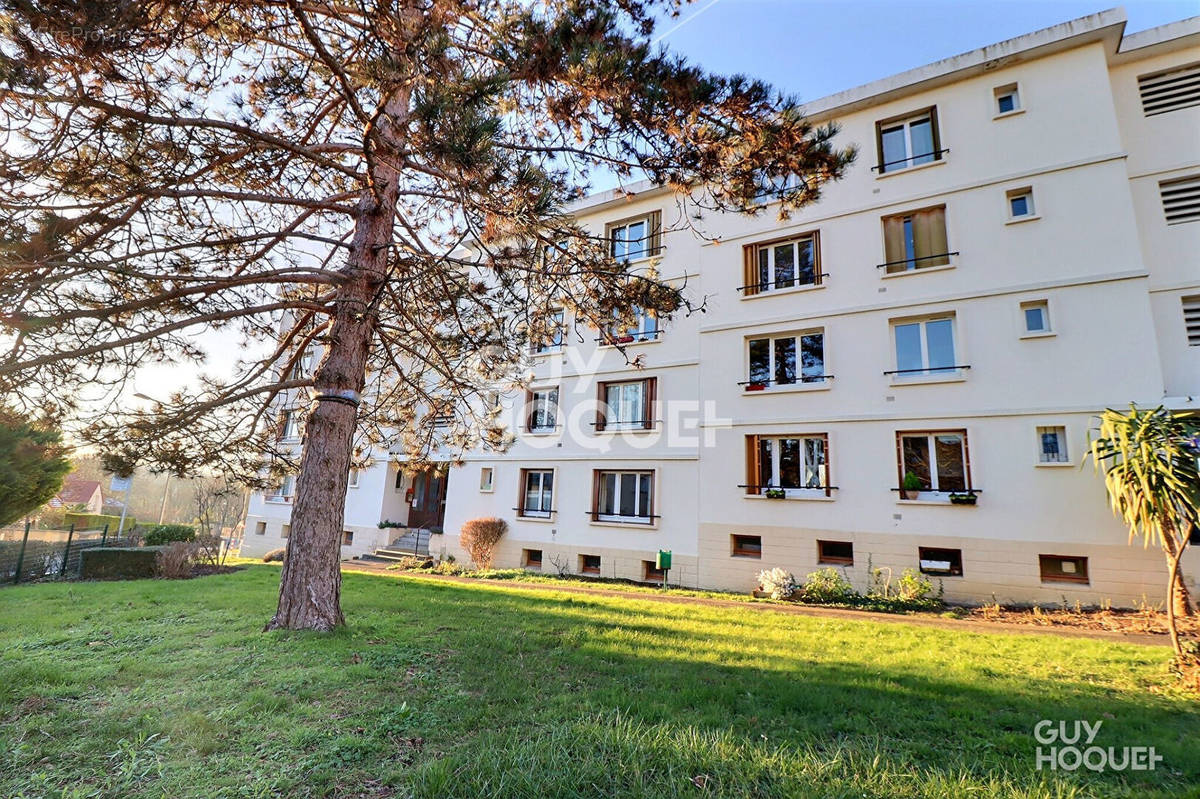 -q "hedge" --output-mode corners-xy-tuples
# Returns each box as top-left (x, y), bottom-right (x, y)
(63, 512), (137, 534)
(79, 547), (162, 580)
(142, 524), (196, 546)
